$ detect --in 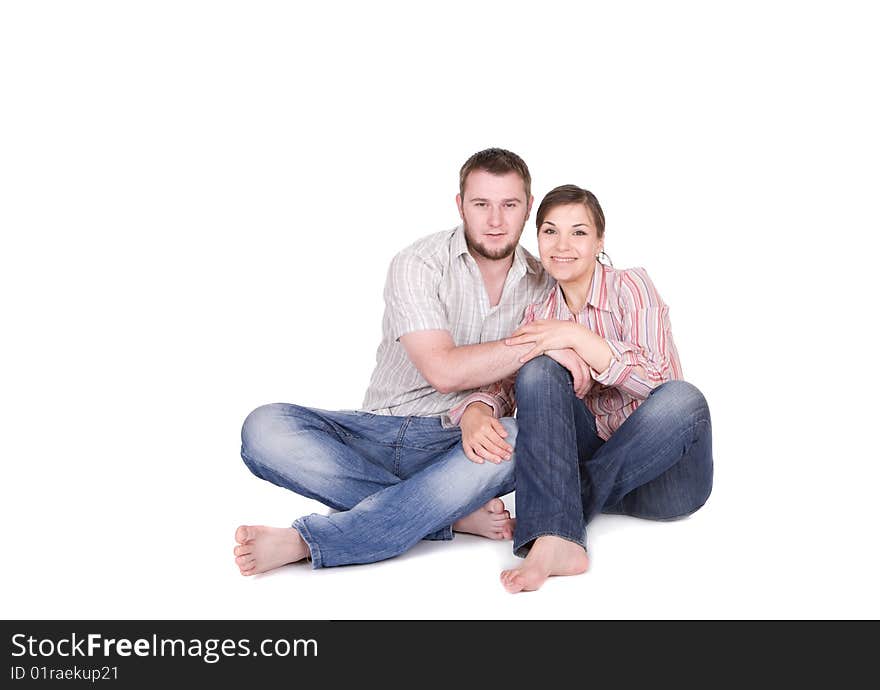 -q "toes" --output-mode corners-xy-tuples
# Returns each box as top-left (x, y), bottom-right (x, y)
(493, 520), (514, 538)
(235, 525), (252, 544)
(490, 517), (514, 538)
(503, 568), (517, 579)
(504, 574), (526, 593)
(486, 498), (505, 513)
(488, 511), (511, 525)
(238, 557), (257, 575)
(233, 544), (252, 557)
(500, 569), (524, 593)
